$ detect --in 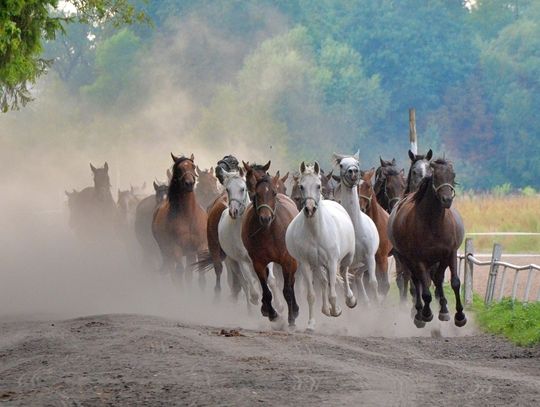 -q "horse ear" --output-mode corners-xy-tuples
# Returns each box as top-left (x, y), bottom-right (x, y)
(166, 168), (172, 181)
(195, 165), (201, 176)
(153, 181), (159, 191)
(65, 190), (71, 197)
(426, 149), (433, 160)
(262, 160), (271, 172)
(353, 150), (360, 162)
(408, 150), (415, 161)
(368, 167), (376, 178)
(314, 161), (320, 174)
(379, 156), (384, 167)
(332, 174), (341, 182)
(239, 167), (245, 177)
(300, 161), (306, 174)
(275, 170), (280, 178)
(171, 152), (179, 163)
(104, 162), (109, 172)
(392, 158), (396, 166)
(326, 169), (333, 180)
(90, 163), (97, 173)
(210, 166), (213, 174)
(281, 171), (289, 183)
(332, 152), (344, 165)
(190, 153), (195, 161)
(242, 161), (251, 172)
